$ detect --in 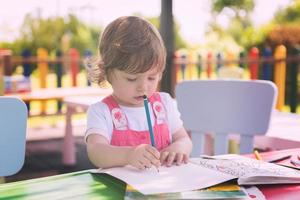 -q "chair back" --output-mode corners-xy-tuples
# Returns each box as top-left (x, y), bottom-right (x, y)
(0, 97), (27, 176)
(175, 80), (277, 156)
